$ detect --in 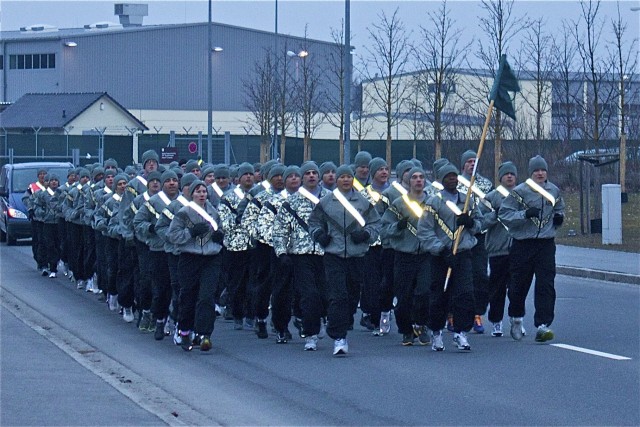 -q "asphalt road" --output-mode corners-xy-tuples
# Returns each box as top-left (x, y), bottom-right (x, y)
(1, 243), (638, 426)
